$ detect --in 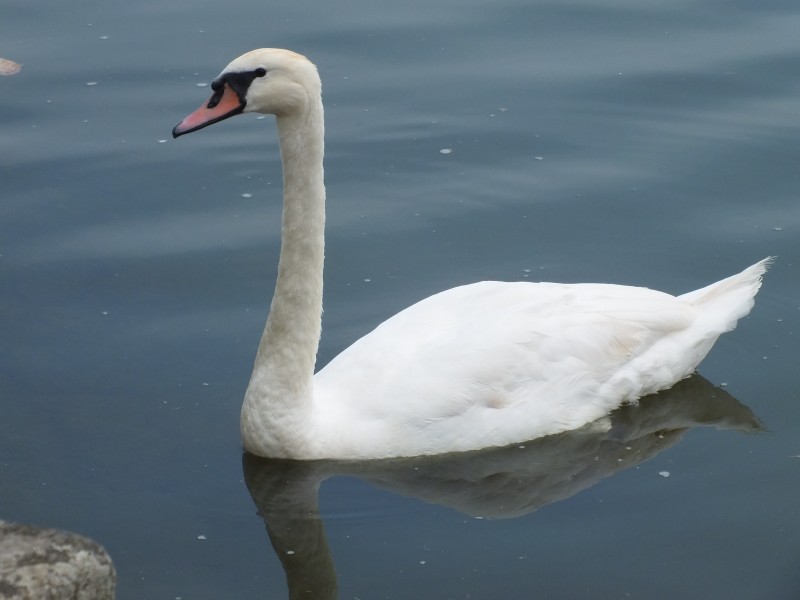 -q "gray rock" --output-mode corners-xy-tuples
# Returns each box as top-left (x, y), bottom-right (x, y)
(0, 520), (115, 600)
